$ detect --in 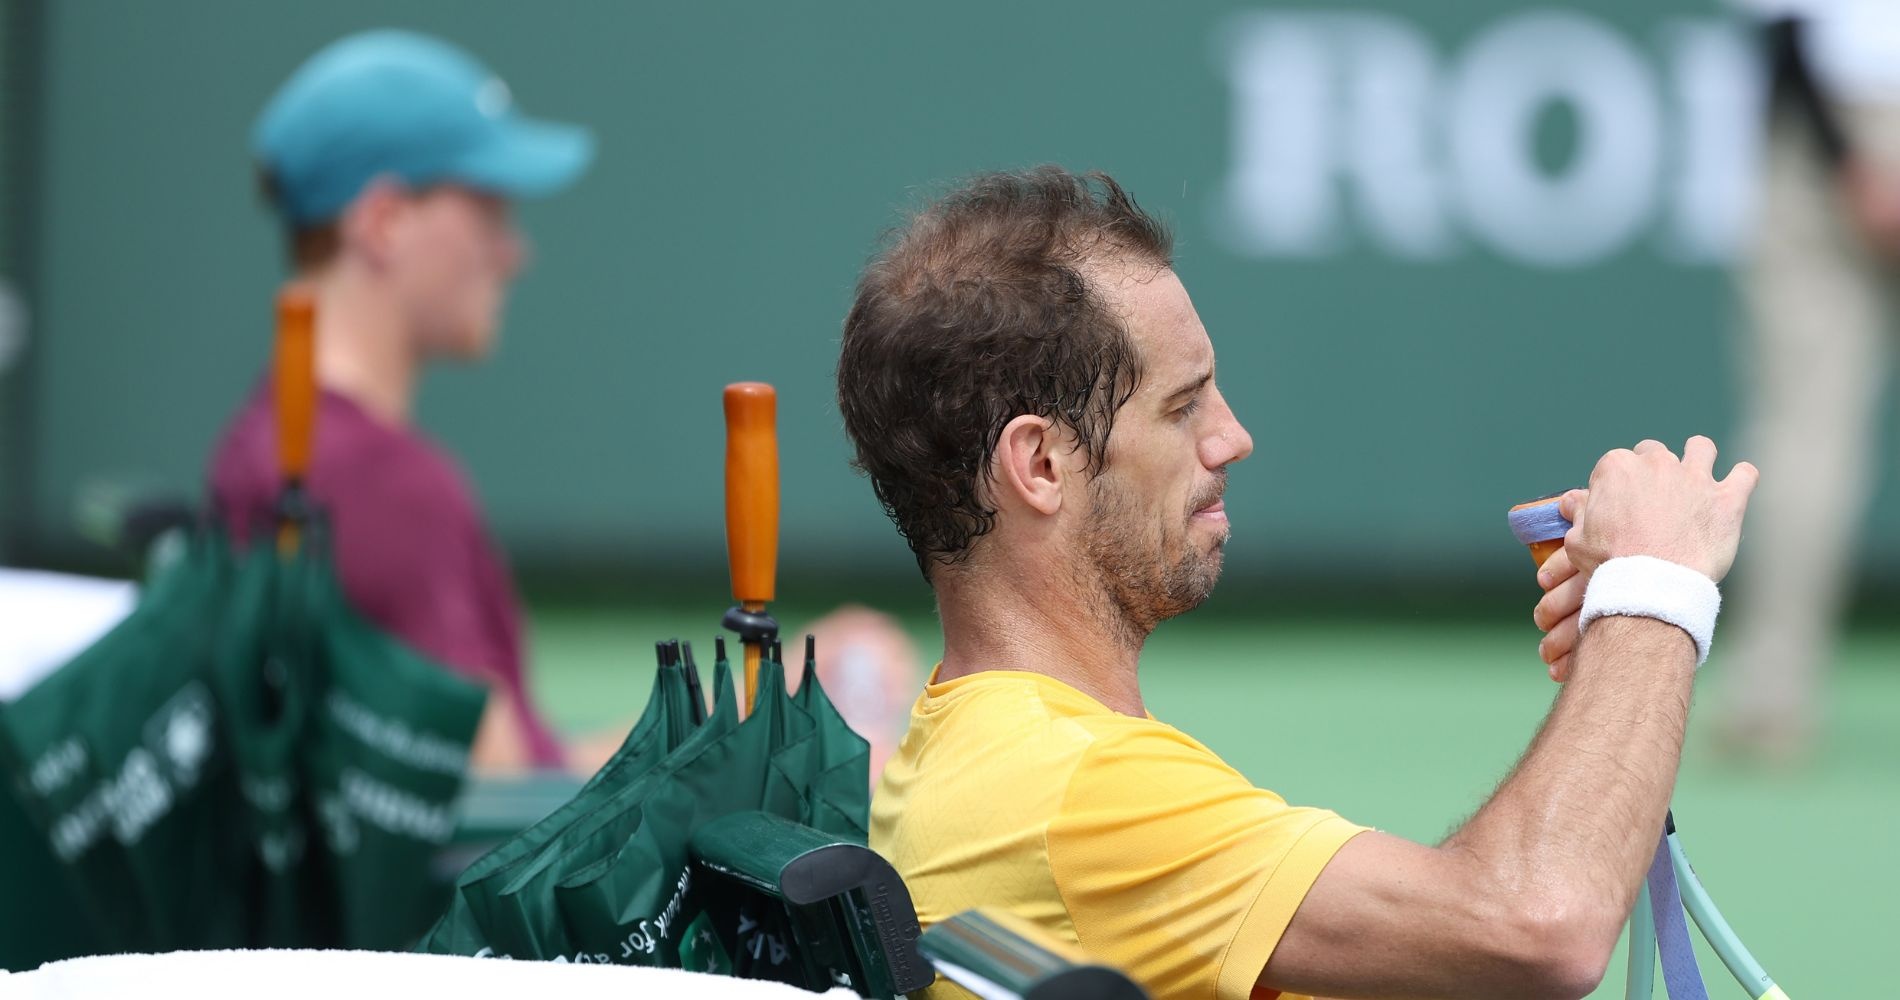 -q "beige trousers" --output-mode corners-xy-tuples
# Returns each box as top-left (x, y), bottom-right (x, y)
(1722, 102), (1900, 735)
